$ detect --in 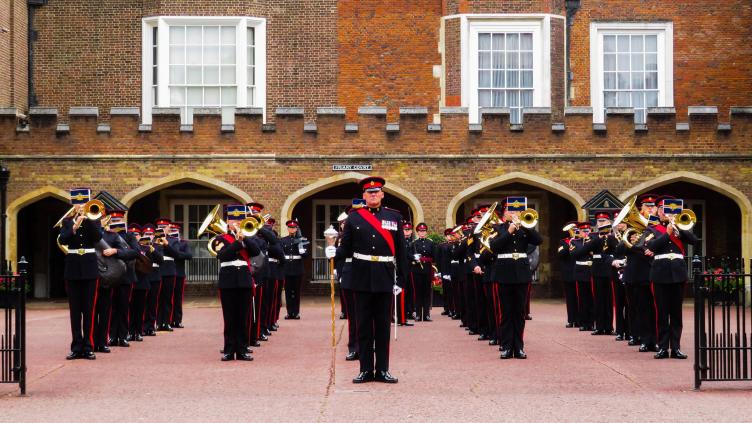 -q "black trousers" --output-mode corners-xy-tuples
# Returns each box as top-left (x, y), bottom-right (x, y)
(339, 287), (346, 315)
(625, 284), (639, 341)
(463, 274), (478, 330)
(110, 283), (132, 342)
(129, 288), (148, 336)
(593, 276), (614, 332)
(341, 288), (359, 354)
(158, 276), (176, 327)
(576, 279), (594, 329)
(144, 280), (161, 332)
(563, 280), (578, 325)
(172, 276), (186, 325)
(413, 271), (432, 319)
(396, 287), (408, 324)
(482, 283), (496, 338)
(354, 291), (392, 373)
(654, 282), (685, 351)
(219, 287), (252, 355)
(275, 279), (284, 323)
(285, 275), (302, 317)
(405, 271), (415, 316)
(474, 277), (488, 335)
(66, 278), (98, 353)
(635, 283), (658, 346)
(613, 281), (629, 336)
(93, 286), (113, 348)
(499, 283), (527, 351)
(455, 279), (465, 321)
(260, 277), (275, 330)
(442, 280), (452, 314)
